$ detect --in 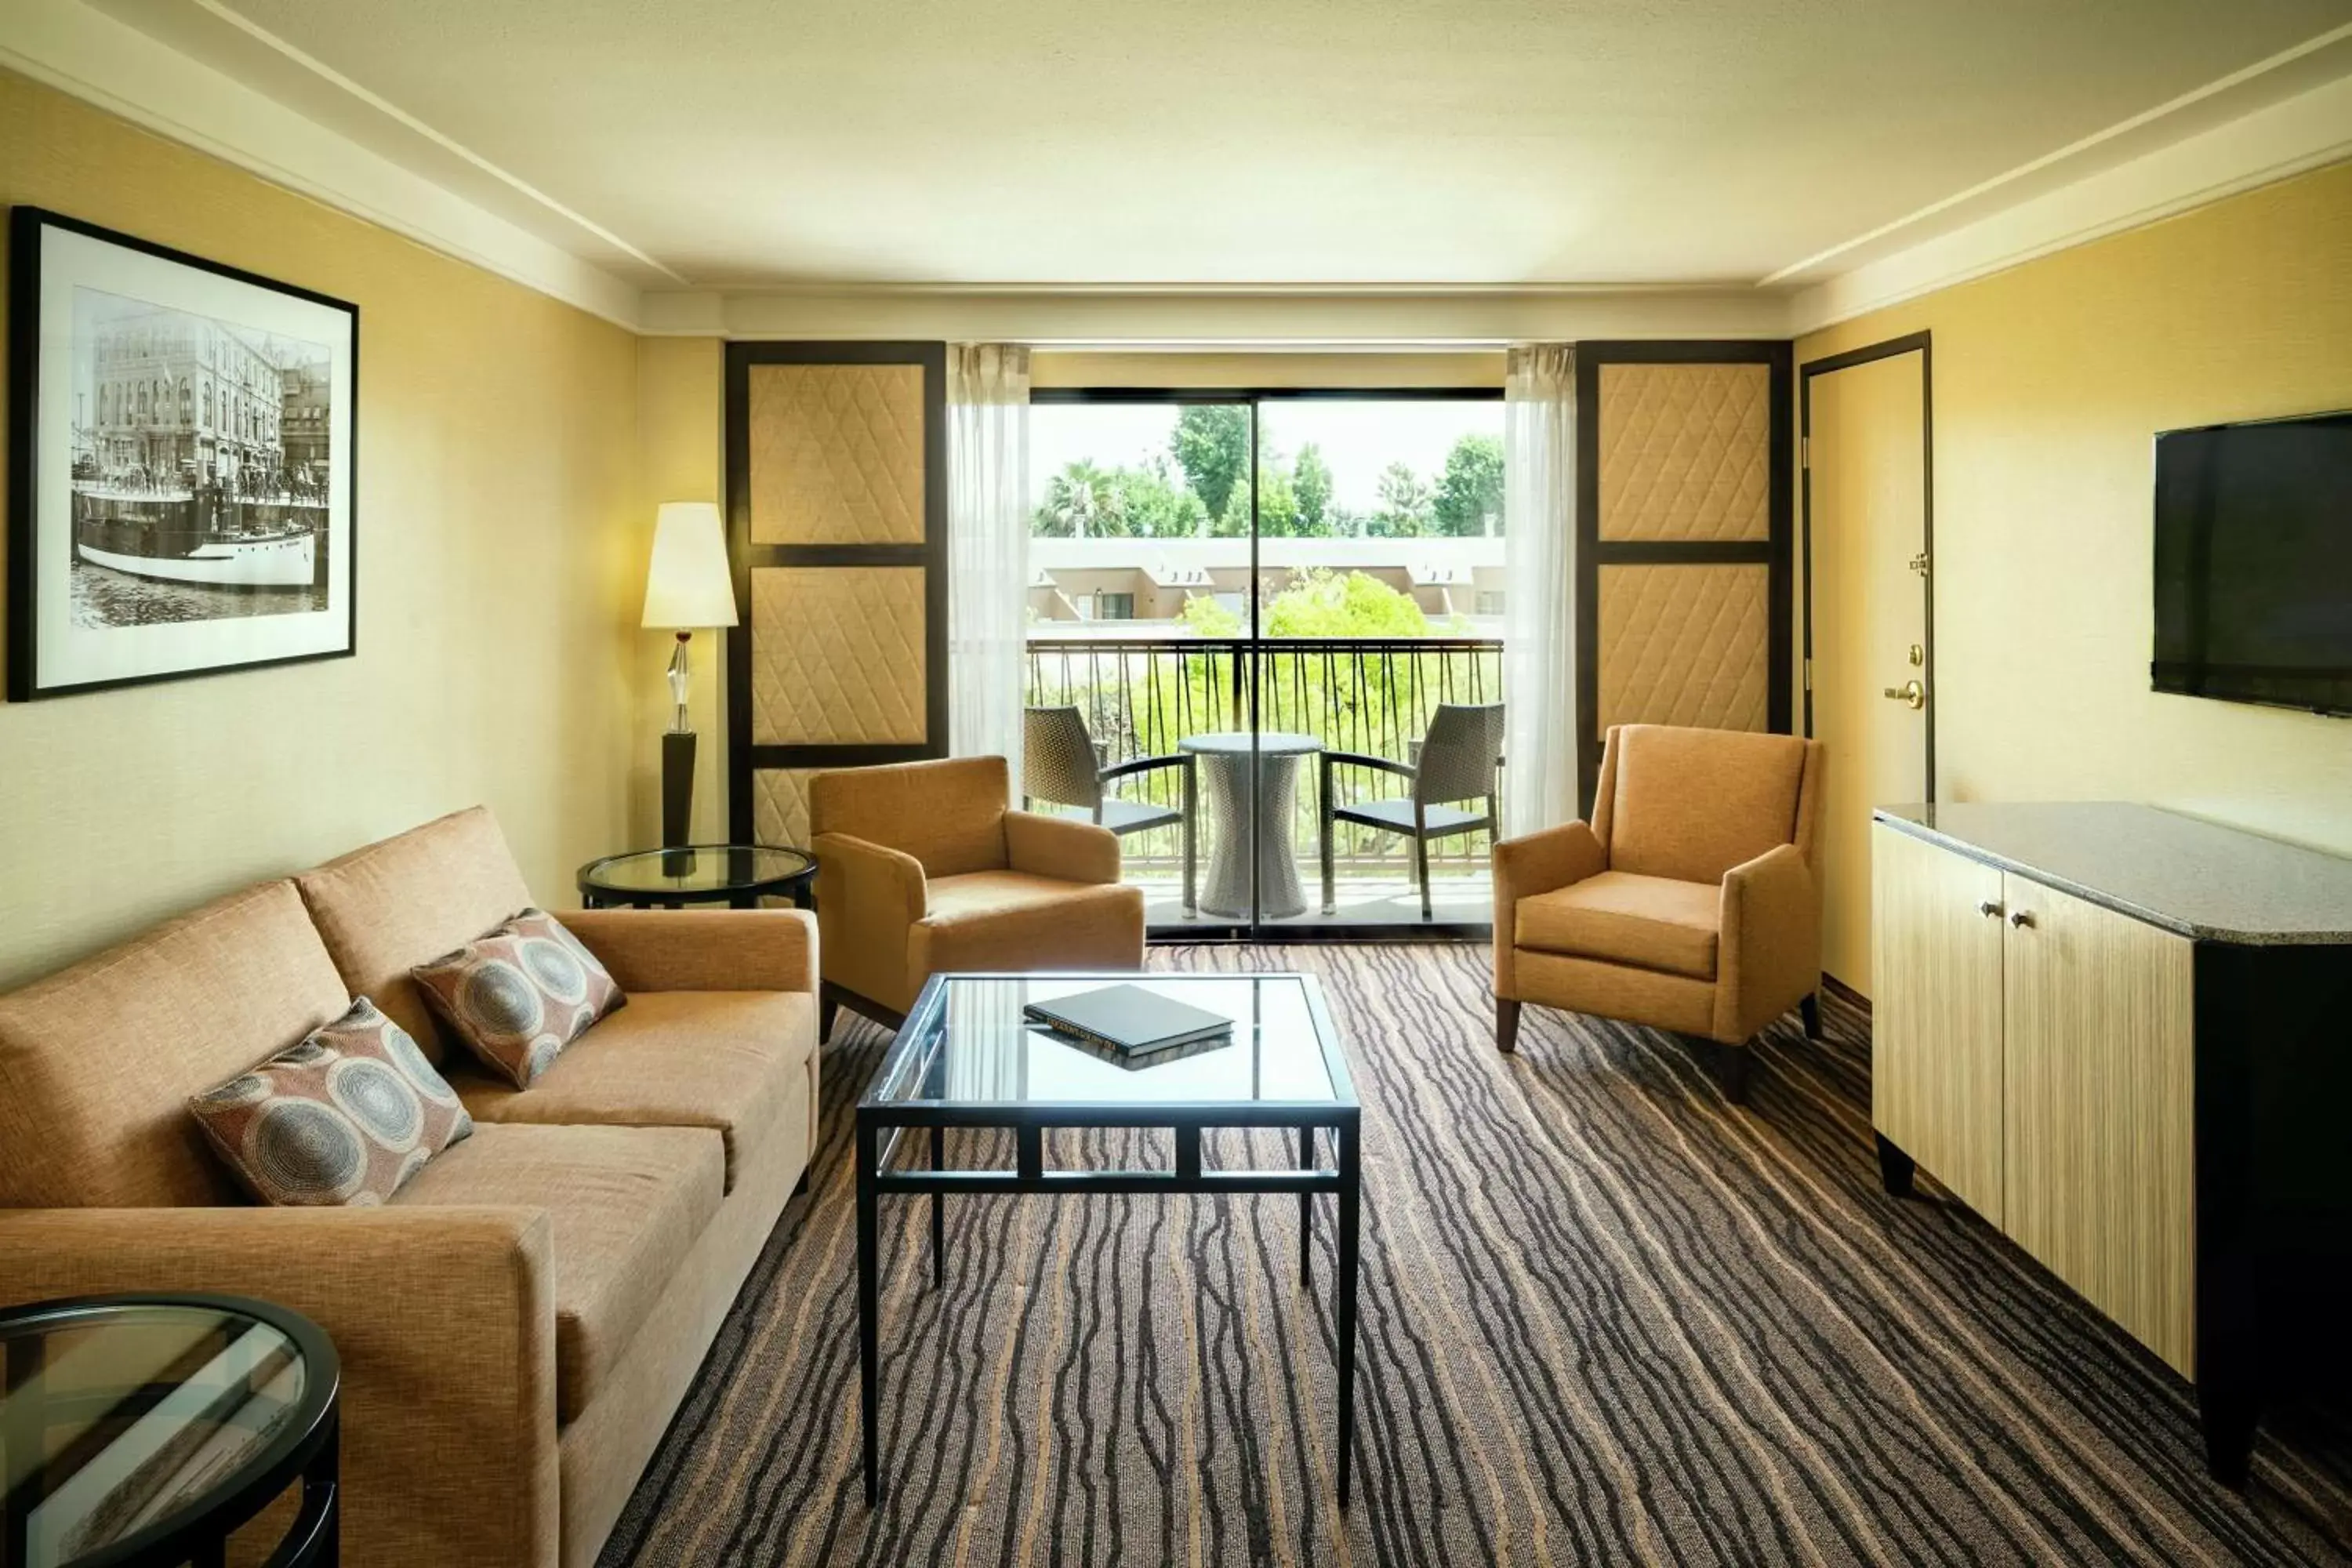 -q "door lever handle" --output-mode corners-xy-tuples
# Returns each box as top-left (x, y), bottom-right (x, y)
(1882, 679), (1925, 710)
